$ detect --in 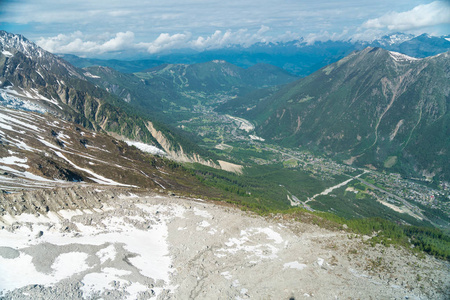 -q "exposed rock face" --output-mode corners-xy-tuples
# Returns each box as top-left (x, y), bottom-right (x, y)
(0, 187), (449, 299)
(0, 105), (206, 193)
(146, 121), (219, 169)
(217, 160), (243, 174)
